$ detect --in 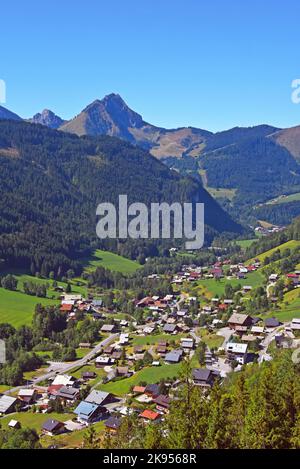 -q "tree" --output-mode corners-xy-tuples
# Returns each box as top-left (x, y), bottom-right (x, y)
(1, 274), (17, 291)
